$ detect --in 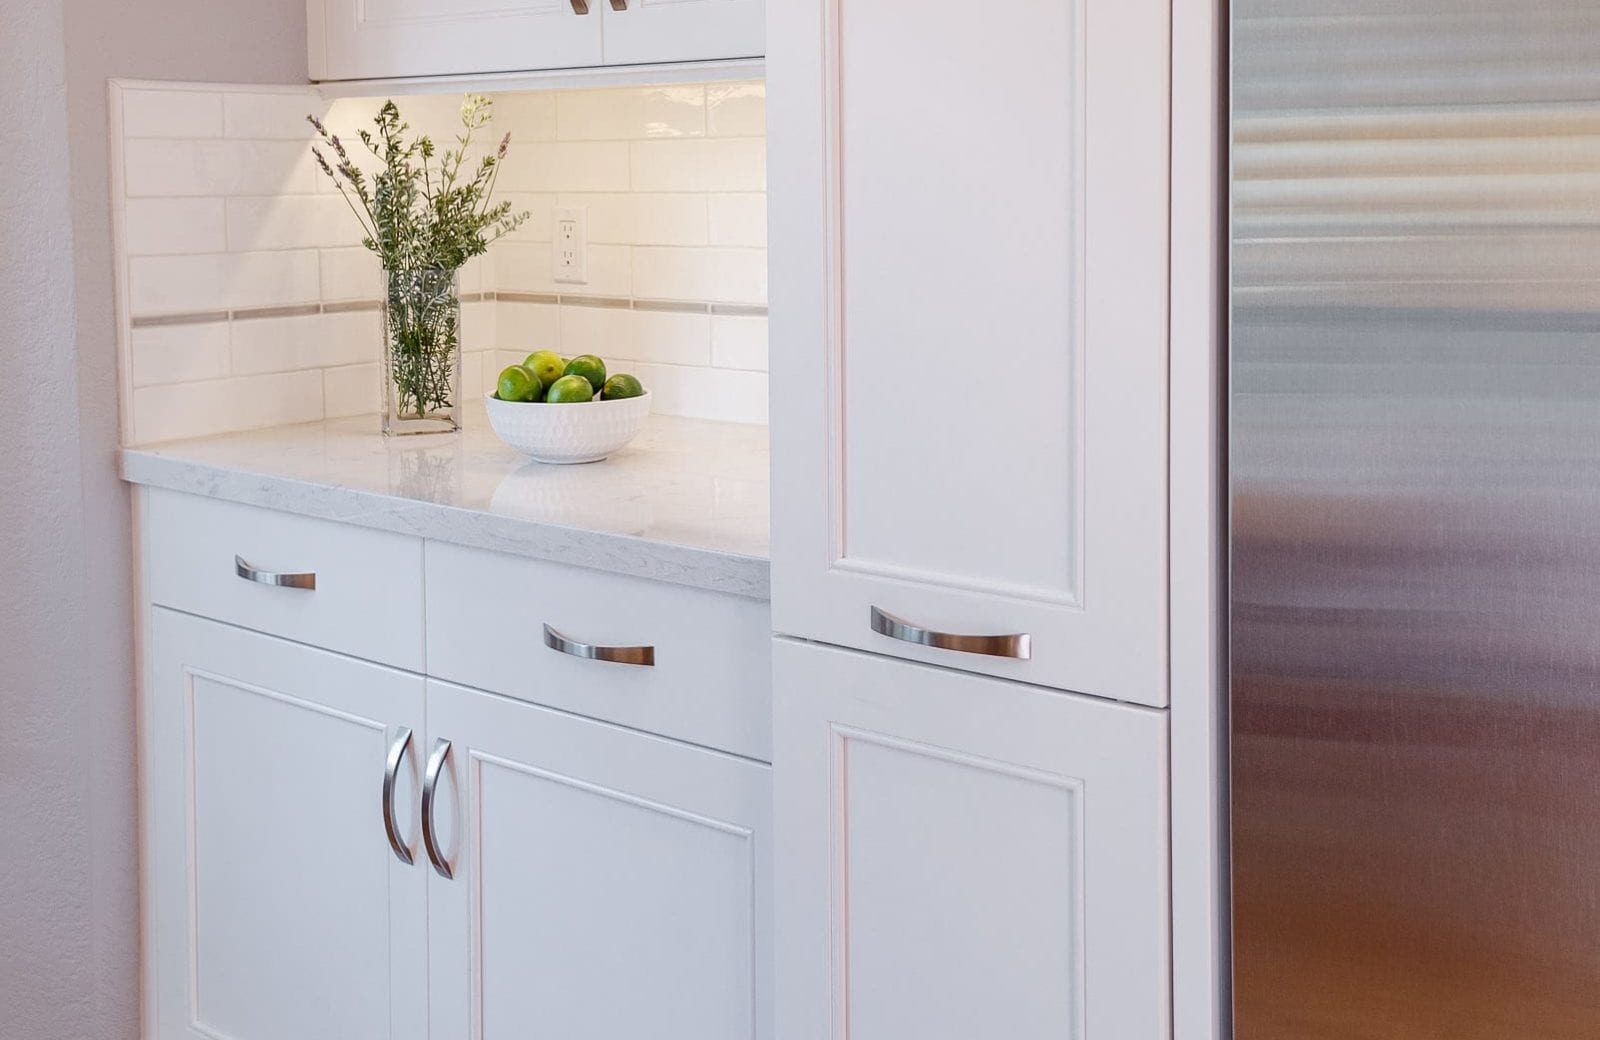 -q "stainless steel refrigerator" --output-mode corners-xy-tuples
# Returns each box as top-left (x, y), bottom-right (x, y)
(1230, 1), (1600, 1035)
